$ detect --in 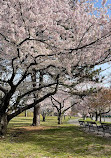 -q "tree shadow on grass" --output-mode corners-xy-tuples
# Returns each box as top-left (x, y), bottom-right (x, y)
(8, 122), (32, 128)
(8, 125), (111, 157)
